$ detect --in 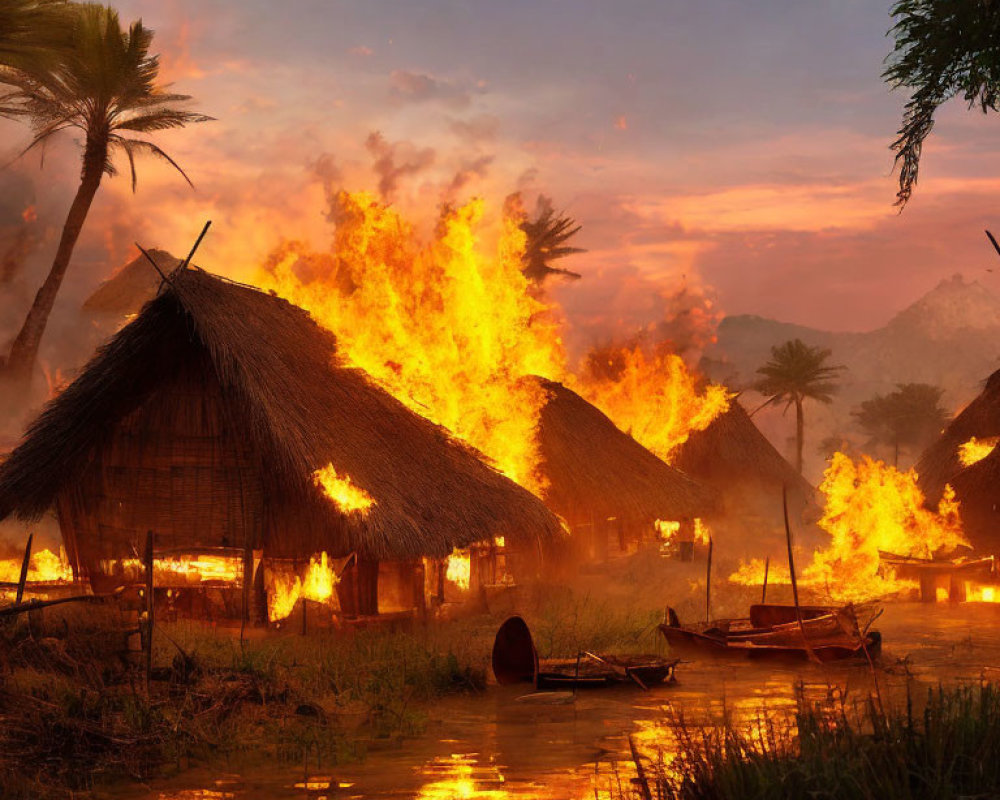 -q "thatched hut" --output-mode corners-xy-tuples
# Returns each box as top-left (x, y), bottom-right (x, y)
(673, 401), (815, 522)
(947, 447), (1000, 551)
(916, 369), (1000, 507)
(532, 377), (715, 561)
(82, 249), (181, 317)
(0, 266), (561, 618)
